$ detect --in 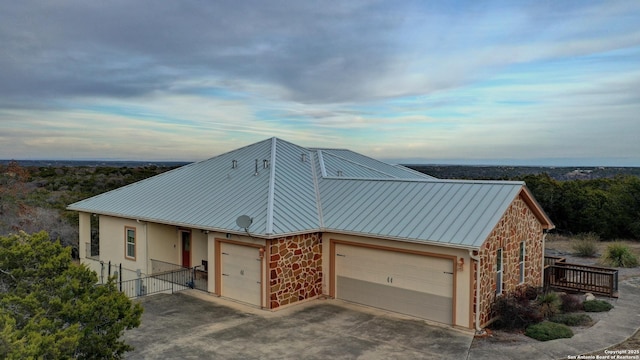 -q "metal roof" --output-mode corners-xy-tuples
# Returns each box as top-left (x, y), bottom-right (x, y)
(68, 137), (553, 248)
